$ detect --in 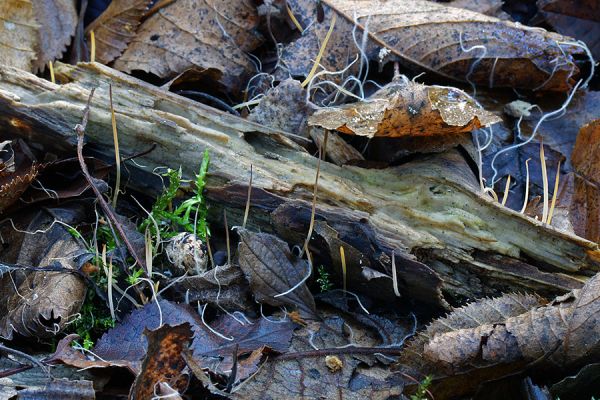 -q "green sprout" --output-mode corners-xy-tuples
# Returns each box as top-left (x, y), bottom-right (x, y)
(316, 265), (334, 292)
(410, 375), (432, 400)
(139, 150), (210, 240)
